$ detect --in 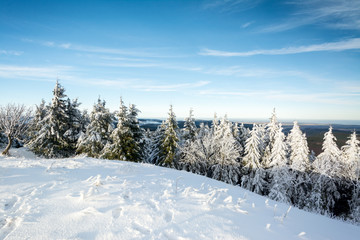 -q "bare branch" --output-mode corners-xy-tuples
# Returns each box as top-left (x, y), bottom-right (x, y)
(0, 103), (32, 155)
